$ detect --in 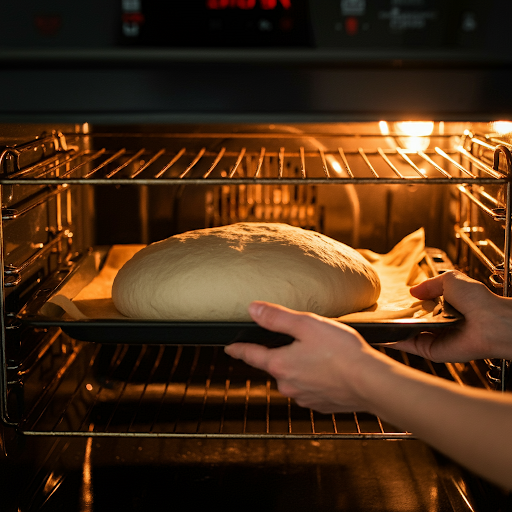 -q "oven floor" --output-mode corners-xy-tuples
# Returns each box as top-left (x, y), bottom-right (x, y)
(2, 436), (508, 512)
